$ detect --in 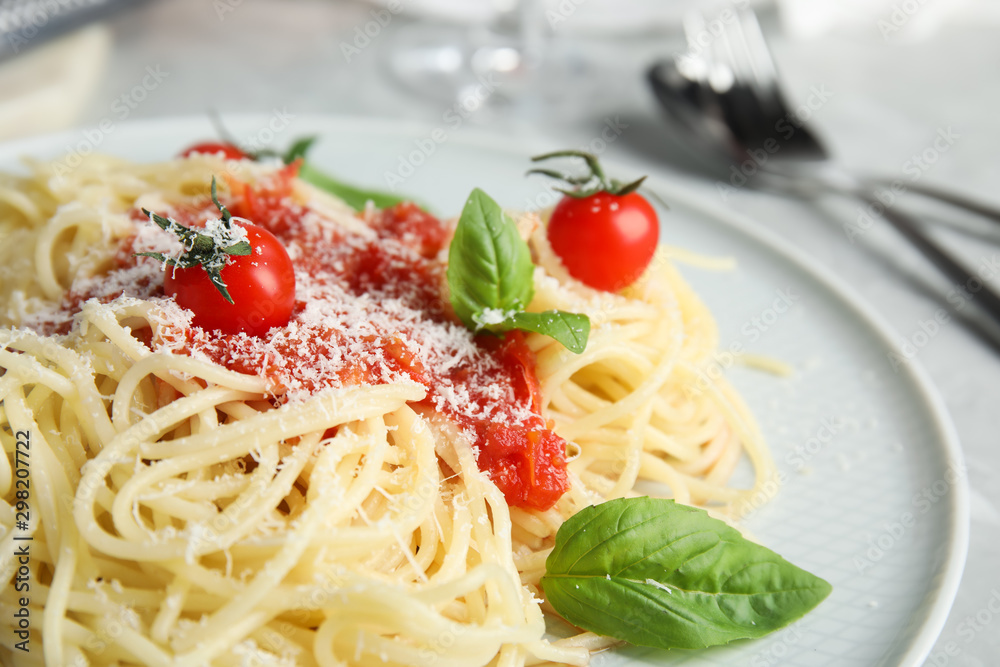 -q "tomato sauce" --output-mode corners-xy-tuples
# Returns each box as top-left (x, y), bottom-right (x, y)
(62, 176), (569, 511)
